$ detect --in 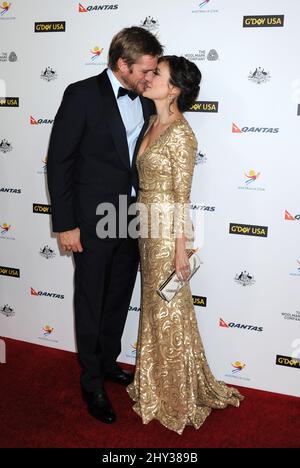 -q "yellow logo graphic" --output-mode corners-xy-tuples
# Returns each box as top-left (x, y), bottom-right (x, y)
(232, 361), (246, 373)
(43, 325), (54, 335)
(0, 2), (11, 15)
(131, 342), (137, 355)
(91, 46), (103, 60)
(244, 170), (260, 185)
(1, 223), (11, 234)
